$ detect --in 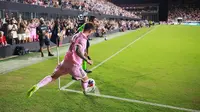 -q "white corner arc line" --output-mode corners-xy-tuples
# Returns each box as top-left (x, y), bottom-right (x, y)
(61, 88), (200, 112)
(62, 26), (158, 89)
